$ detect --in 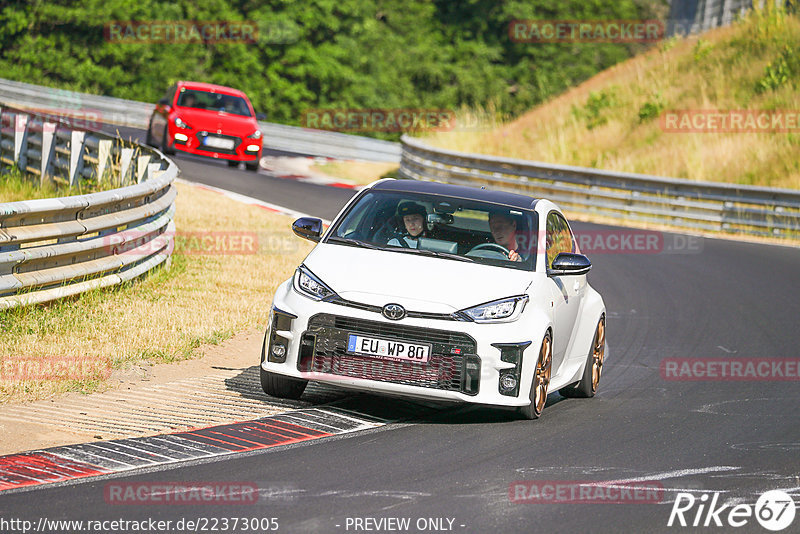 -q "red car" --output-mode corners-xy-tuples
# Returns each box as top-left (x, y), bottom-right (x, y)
(147, 81), (264, 171)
